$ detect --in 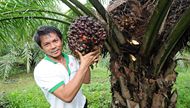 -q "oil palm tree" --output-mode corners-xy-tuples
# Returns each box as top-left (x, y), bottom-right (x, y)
(57, 0), (190, 107)
(0, 0), (190, 107)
